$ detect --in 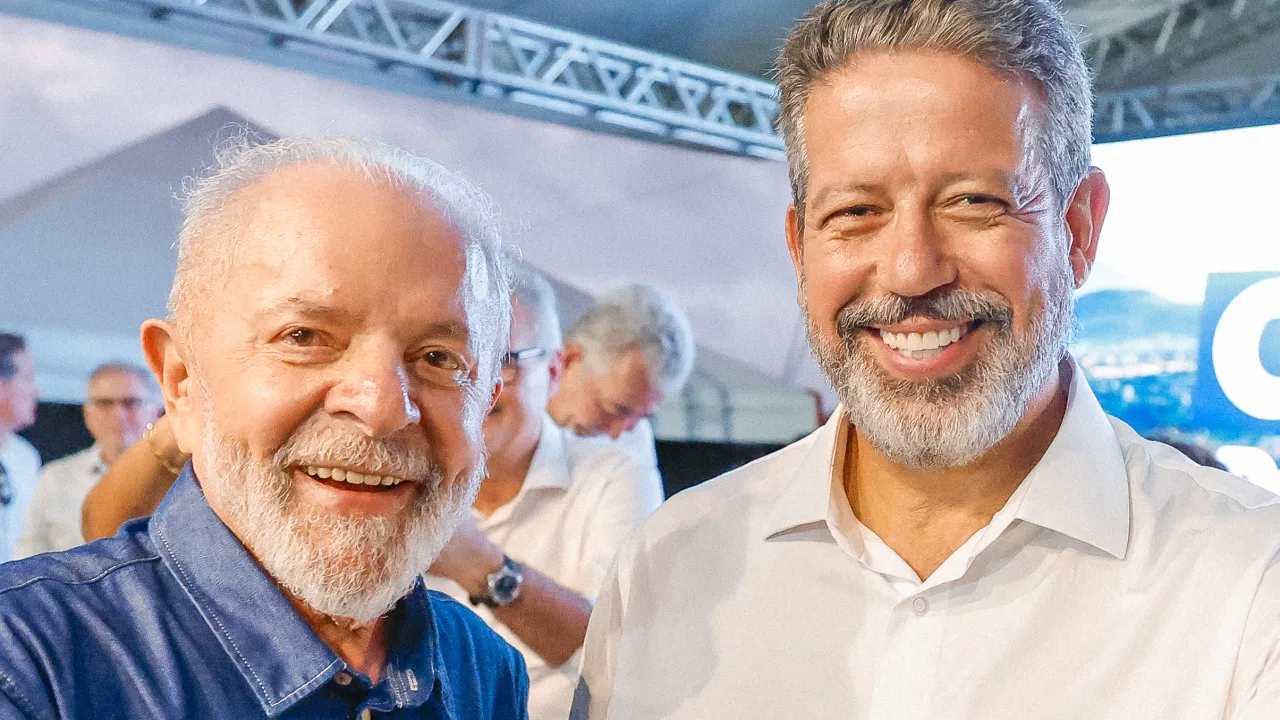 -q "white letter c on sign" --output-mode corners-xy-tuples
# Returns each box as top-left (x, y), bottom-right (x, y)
(1212, 276), (1280, 421)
